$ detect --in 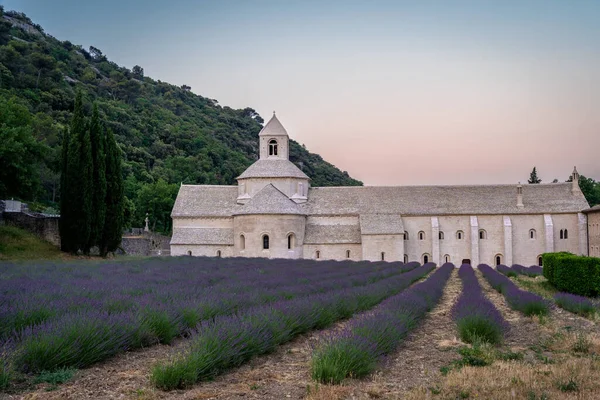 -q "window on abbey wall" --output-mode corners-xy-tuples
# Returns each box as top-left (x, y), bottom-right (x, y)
(287, 233), (295, 250)
(240, 234), (245, 250)
(439, 231), (444, 240)
(457, 231), (463, 240)
(217, 250), (221, 257)
(346, 250), (351, 258)
(444, 254), (450, 263)
(268, 139), (278, 156)
(404, 231), (409, 240)
(316, 250), (320, 259)
(564, 229), (568, 239)
(560, 229), (563, 239)
(479, 230), (487, 240)
(423, 254), (429, 264)
(262, 235), (270, 250)
(404, 254), (408, 263)
(381, 252), (385, 261)
(495, 254), (503, 266)
(530, 229), (536, 239)
(187, 250), (192, 256)
(538, 255), (543, 266)
(418, 231), (425, 240)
